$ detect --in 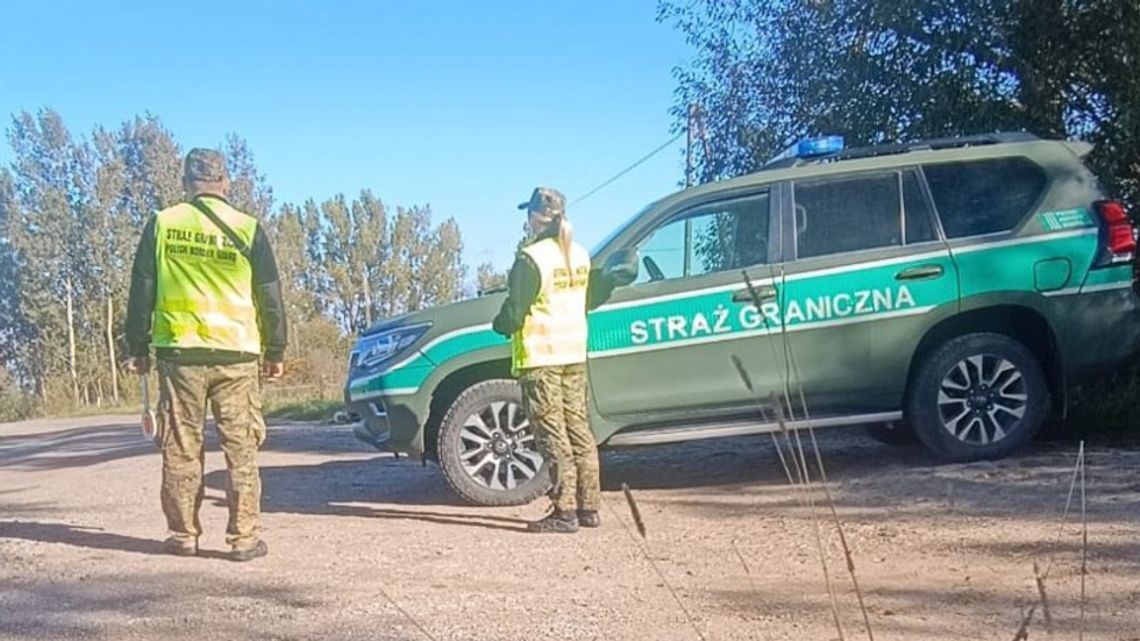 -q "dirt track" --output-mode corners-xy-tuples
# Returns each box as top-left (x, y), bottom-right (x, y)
(1, 415), (1139, 641)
